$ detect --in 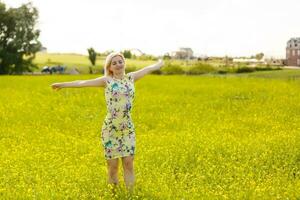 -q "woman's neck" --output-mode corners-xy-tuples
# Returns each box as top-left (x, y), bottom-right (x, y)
(112, 72), (125, 80)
